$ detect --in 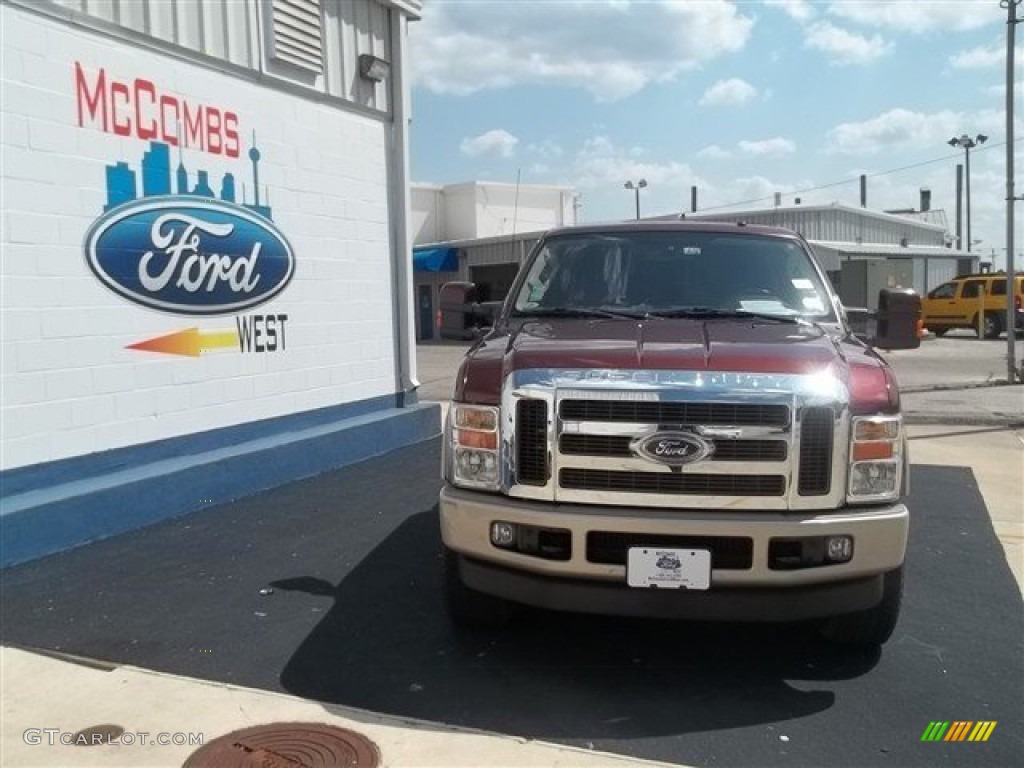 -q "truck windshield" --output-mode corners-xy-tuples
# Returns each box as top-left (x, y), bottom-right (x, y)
(512, 232), (836, 322)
